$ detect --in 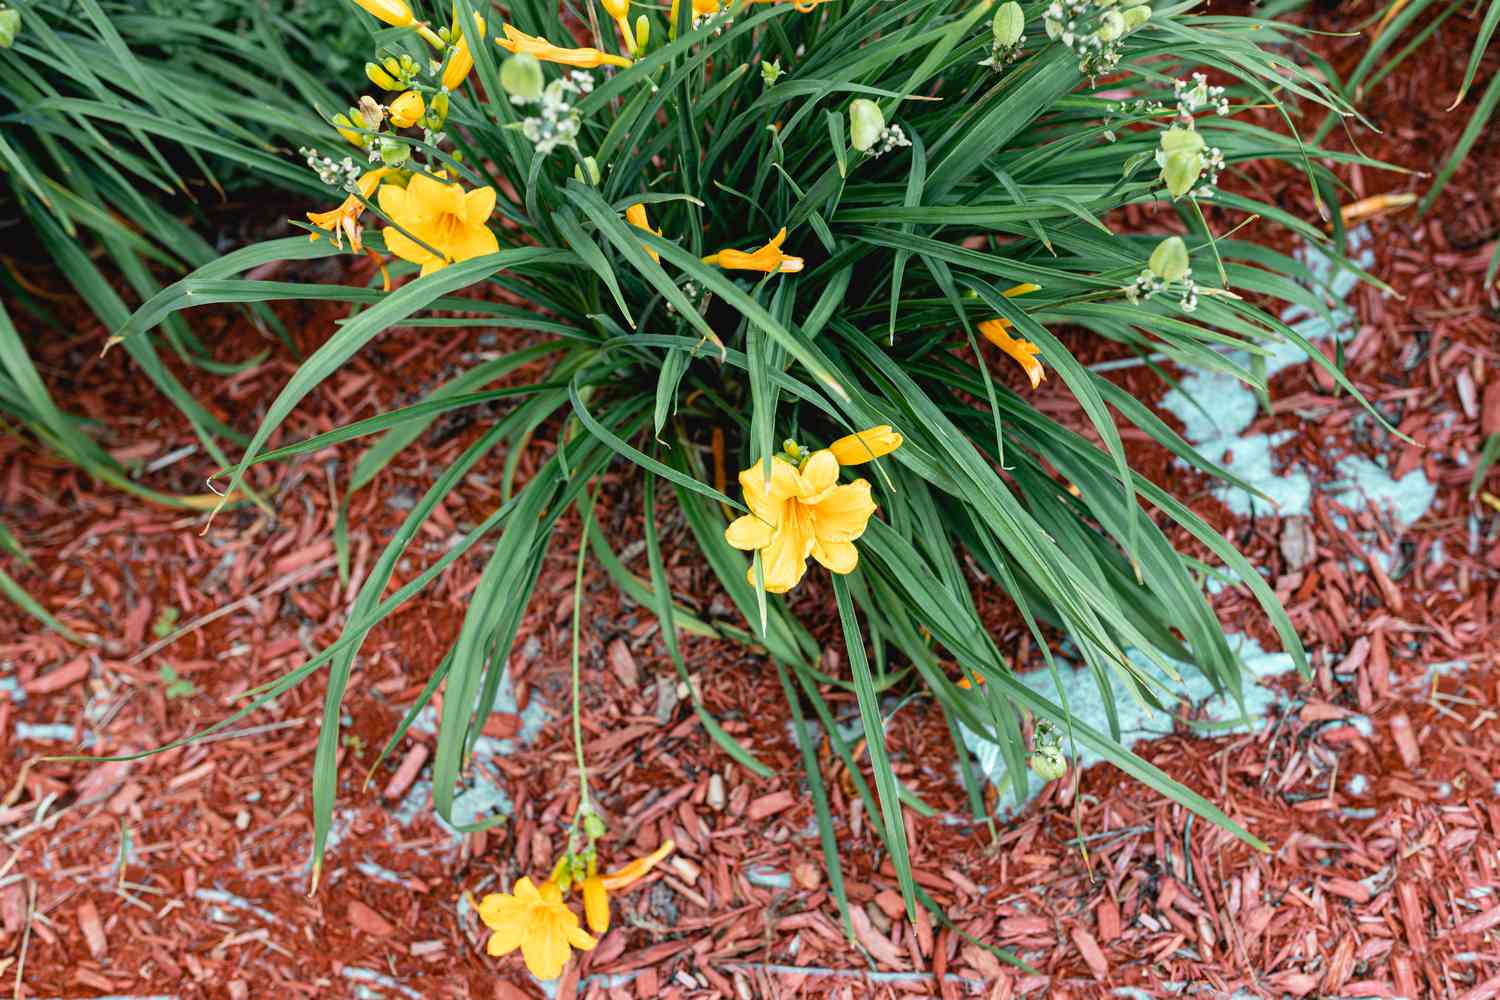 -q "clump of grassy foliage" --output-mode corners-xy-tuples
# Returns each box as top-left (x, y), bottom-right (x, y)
(114, 0), (1394, 937)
